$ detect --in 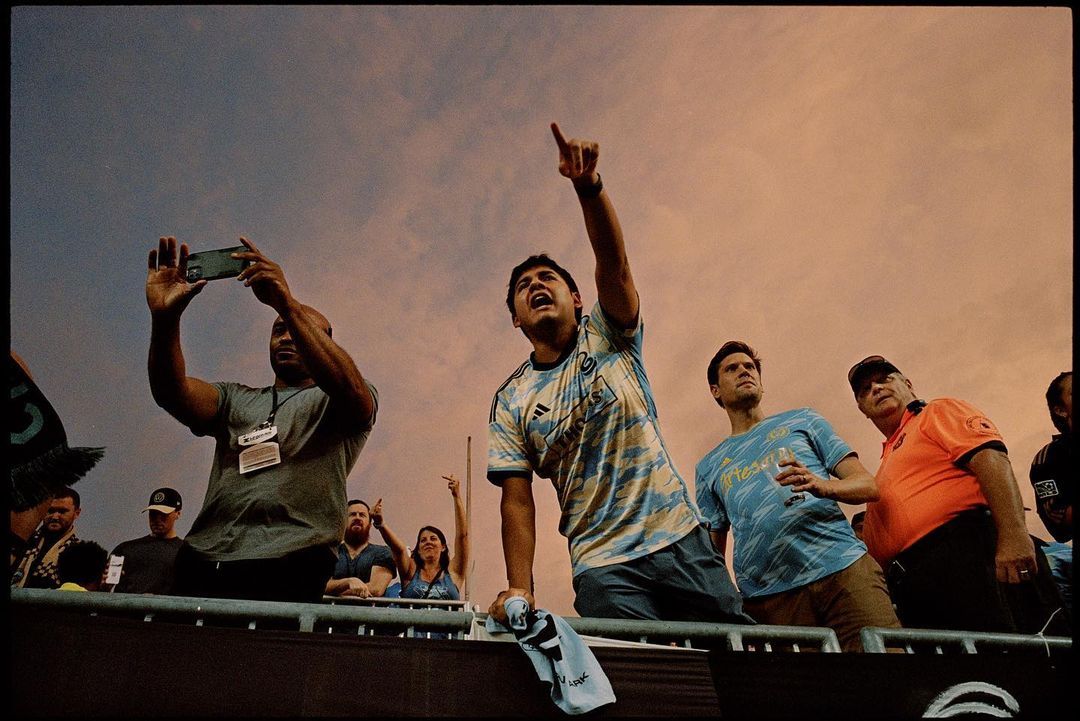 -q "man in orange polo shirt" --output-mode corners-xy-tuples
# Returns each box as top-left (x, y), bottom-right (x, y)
(848, 355), (1068, 634)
